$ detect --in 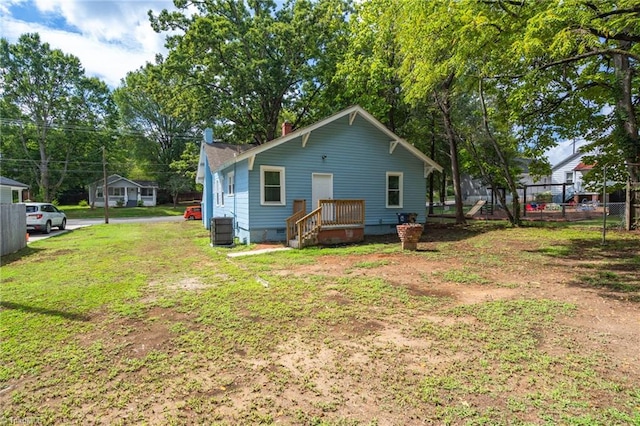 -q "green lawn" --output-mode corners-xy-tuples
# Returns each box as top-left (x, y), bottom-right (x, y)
(1, 222), (638, 424)
(59, 204), (189, 219)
